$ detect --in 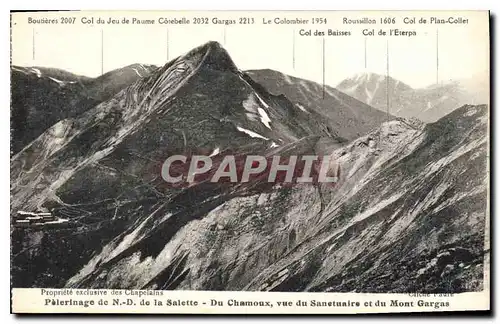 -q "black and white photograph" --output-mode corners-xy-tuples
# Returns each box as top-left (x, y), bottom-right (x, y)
(9, 10), (490, 314)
